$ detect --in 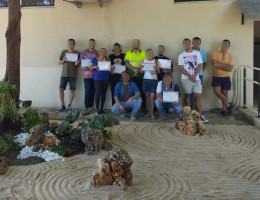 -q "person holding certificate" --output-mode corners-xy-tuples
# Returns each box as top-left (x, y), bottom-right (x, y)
(90, 48), (114, 115)
(140, 49), (160, 120)
(155, 73), (183, 121)
(57, 39), (80, 112)
(112, 71), (142, 120)
(80, 39), (99, 109)
(109, 43), (125, 106)
(154, 45), (174, 81)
